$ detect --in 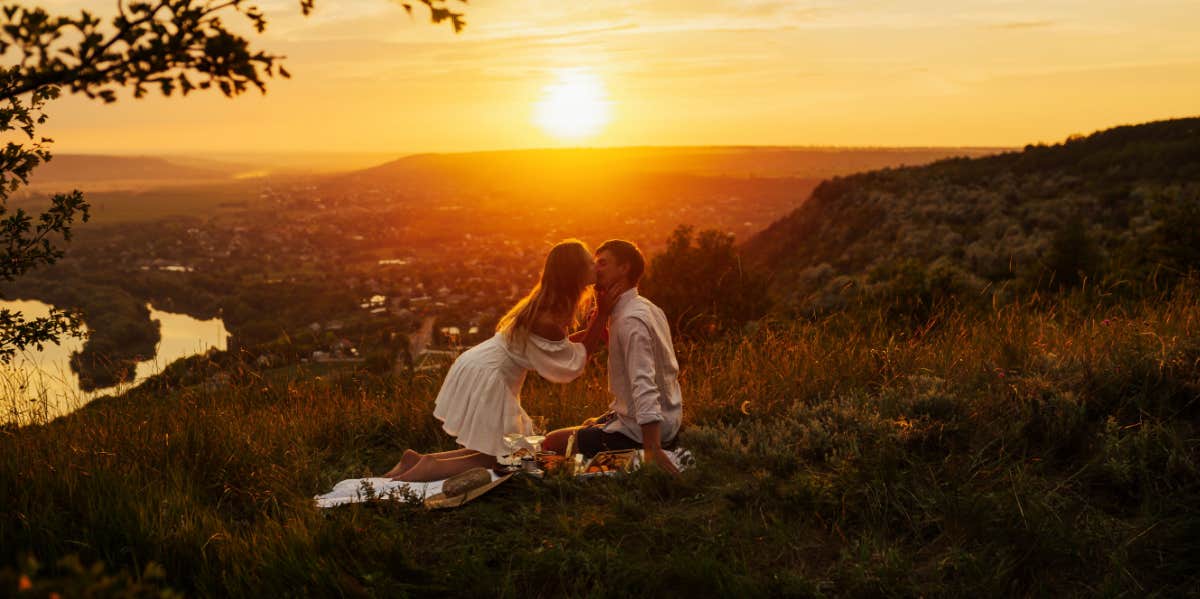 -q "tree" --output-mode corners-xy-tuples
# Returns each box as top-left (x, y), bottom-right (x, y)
(1044, 213), (1102, 289)
(0, 0), (466, 362)
(641, 225), (771, 338)
(1146, 187), (1200, 279)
